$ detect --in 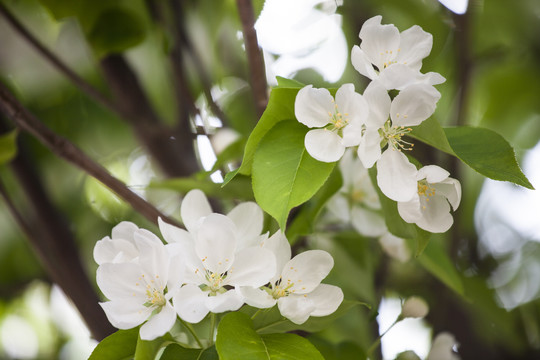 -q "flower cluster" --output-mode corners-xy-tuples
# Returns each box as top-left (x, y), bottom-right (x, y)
(94, 190), (343, 340)
(296, 15), (461, 233)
